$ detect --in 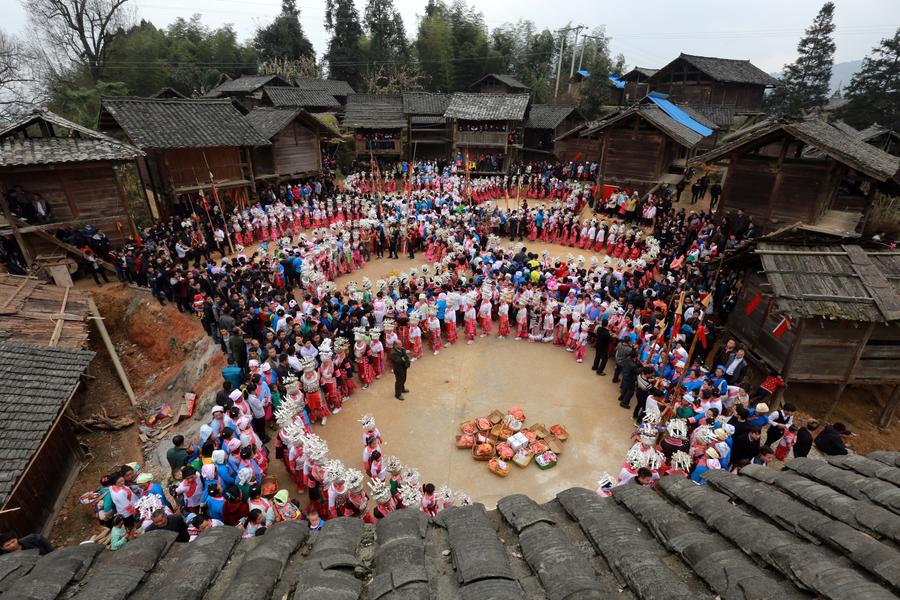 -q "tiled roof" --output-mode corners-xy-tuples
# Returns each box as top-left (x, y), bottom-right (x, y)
(293, 77), (355, 96)
(655, 54), (780, 86)
(524, 104), (579, 129)
(693, 118), (900, 182)
(402, 92), (452, 116)
(245, 107), (326, 140)
(8, 455), (900, 599)
(470, 73), (529, 90)
(203, 75), (289, 97)
(0, 342), (94, 506)
(342, 94), (406, 129)
(680, 103), (735, 128)
(618, 67), (659, 83)
(583, 103), (707, 148)
(755, 243), (900, 322)
(0, 110), (143, 167)
(100, 98), (271, 150)
(262, 86), (340, 110)
(444, 93), (530, 121)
